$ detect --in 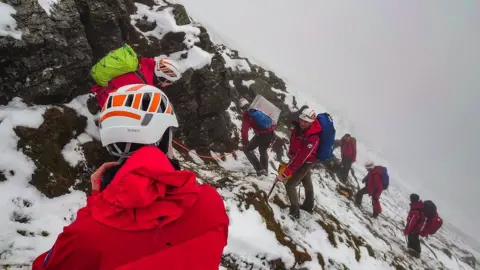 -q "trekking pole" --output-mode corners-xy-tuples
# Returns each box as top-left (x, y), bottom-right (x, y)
(266, 181), (278, 199)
